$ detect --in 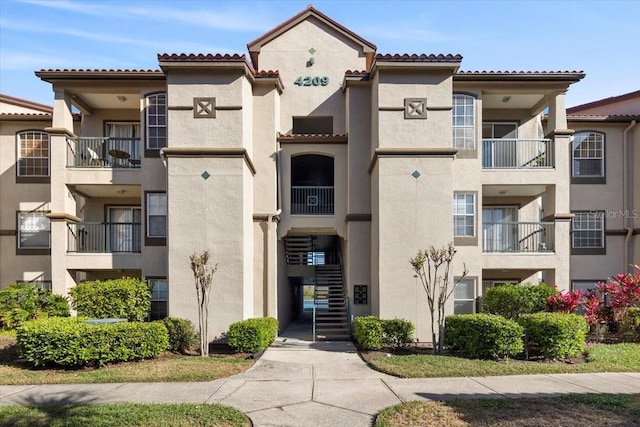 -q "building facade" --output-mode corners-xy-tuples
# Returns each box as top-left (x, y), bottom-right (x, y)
(1, 7), (637, 342)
